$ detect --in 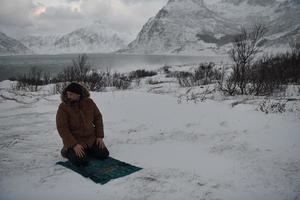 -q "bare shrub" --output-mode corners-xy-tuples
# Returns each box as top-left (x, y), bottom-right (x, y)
(196, 63), (222, 85)
(176, 71), (194, 87)
(134, 78), (141, 87)
(276, 51), (300, 84)
(56, 54), (91, 83)
(247, 55), (281, 95)
(220, 23), (299, 96)
(224, 24), (267, 95)
(43, 71), (52, 85)
(219, 74), (238, 96)
(84, 70), (131, 91)
(257, 99), (287, 114)
(176, 63), (221, 87)
(289, 39), (300, 54)
(177, 86), (216, 103)
(221, 49), (300, 96)
(112, 72), (131, 90)
(248, 50), (299, 95)
(128, 69), (157, 79)
(162, 65), (171, 74)
(55, 66), (73, 82)
(146, 78), (164, 85)
(54, 82), (69, 94)
(85, 70), (106, 91)
(71, 54), (91, 82)
(14, 67), (51, 92)
(53, 55), (132, 91)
